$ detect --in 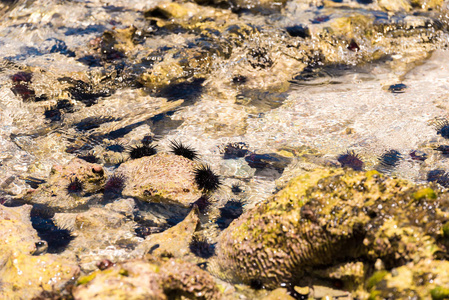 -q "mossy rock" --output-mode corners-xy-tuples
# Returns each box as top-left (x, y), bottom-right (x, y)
(368, 260), (449, 299)
(73, 258), (221, 300)
(214, 168), (447, 289)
